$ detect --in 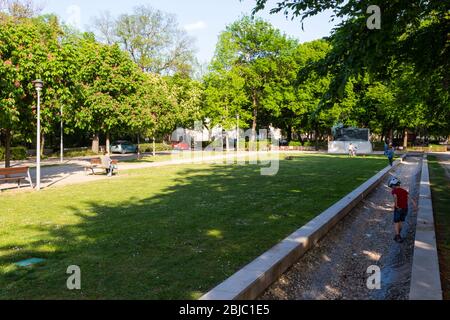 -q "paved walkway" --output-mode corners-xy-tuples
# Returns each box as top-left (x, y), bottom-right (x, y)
(0, 151), (270, 191)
